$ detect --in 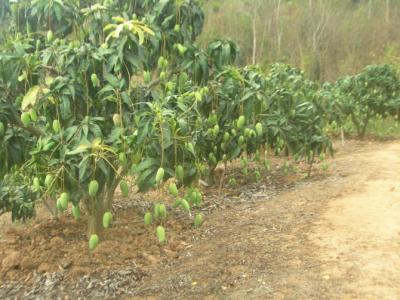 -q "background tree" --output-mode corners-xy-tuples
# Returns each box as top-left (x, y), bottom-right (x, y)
(199, 0), (400, 81)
